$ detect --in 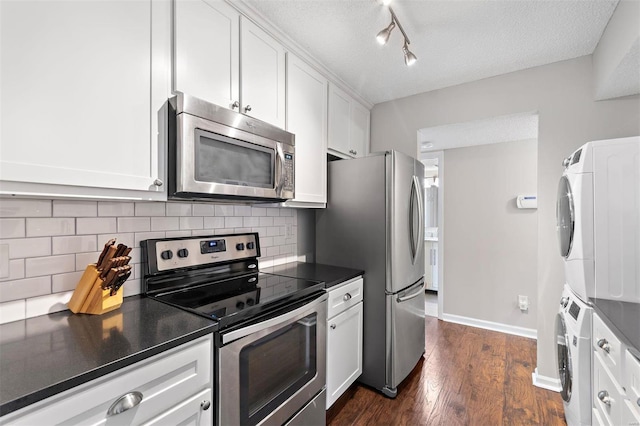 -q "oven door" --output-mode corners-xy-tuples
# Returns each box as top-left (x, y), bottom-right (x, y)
(174, 112), (294, 201)
(218, 294), (327, 426)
